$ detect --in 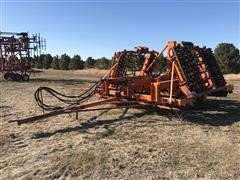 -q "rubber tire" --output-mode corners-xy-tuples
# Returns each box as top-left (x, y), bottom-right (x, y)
(10, 73), (16, 81)
(3, 72), (11, 80)
(15, 73), (22, 81)
(22, 74), (30, 81)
